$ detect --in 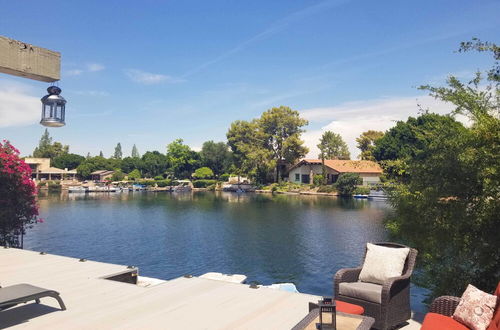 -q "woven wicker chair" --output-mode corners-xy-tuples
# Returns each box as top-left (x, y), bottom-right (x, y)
(334, 242), (418, 330)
